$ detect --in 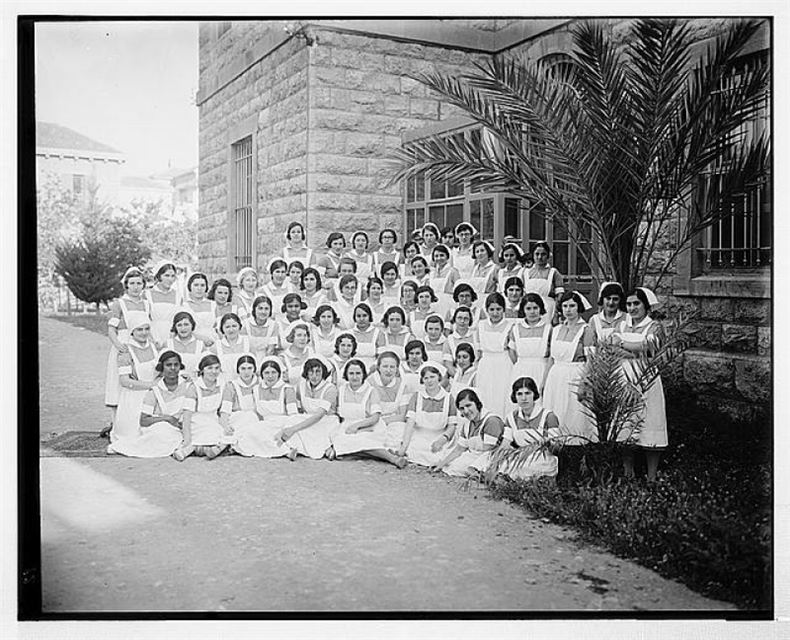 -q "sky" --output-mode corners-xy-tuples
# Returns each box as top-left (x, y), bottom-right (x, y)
(35, 21), (199, 176)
